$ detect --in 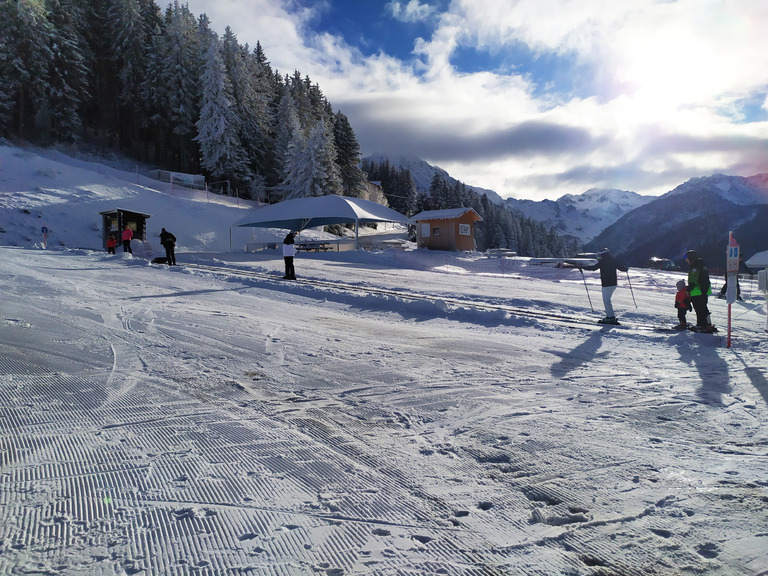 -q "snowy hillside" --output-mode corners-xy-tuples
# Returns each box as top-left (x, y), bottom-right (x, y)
(1, 144), (768, 574)
(506, 188), (653, 243)
(0, 145), (336, 254)
(364, 152), (504, 204)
